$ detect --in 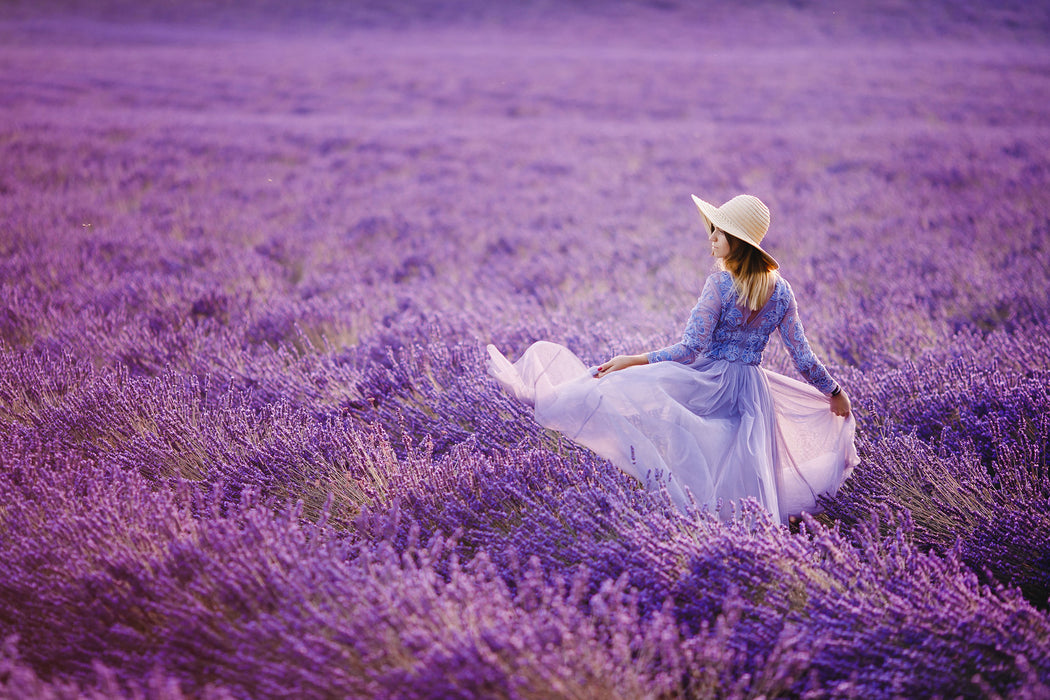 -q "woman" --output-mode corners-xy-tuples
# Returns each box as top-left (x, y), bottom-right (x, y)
(487, 194), (858, 524)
